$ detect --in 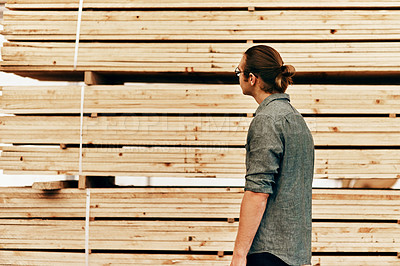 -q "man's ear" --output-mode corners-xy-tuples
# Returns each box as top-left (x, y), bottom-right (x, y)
(249, 73), (256, 86)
